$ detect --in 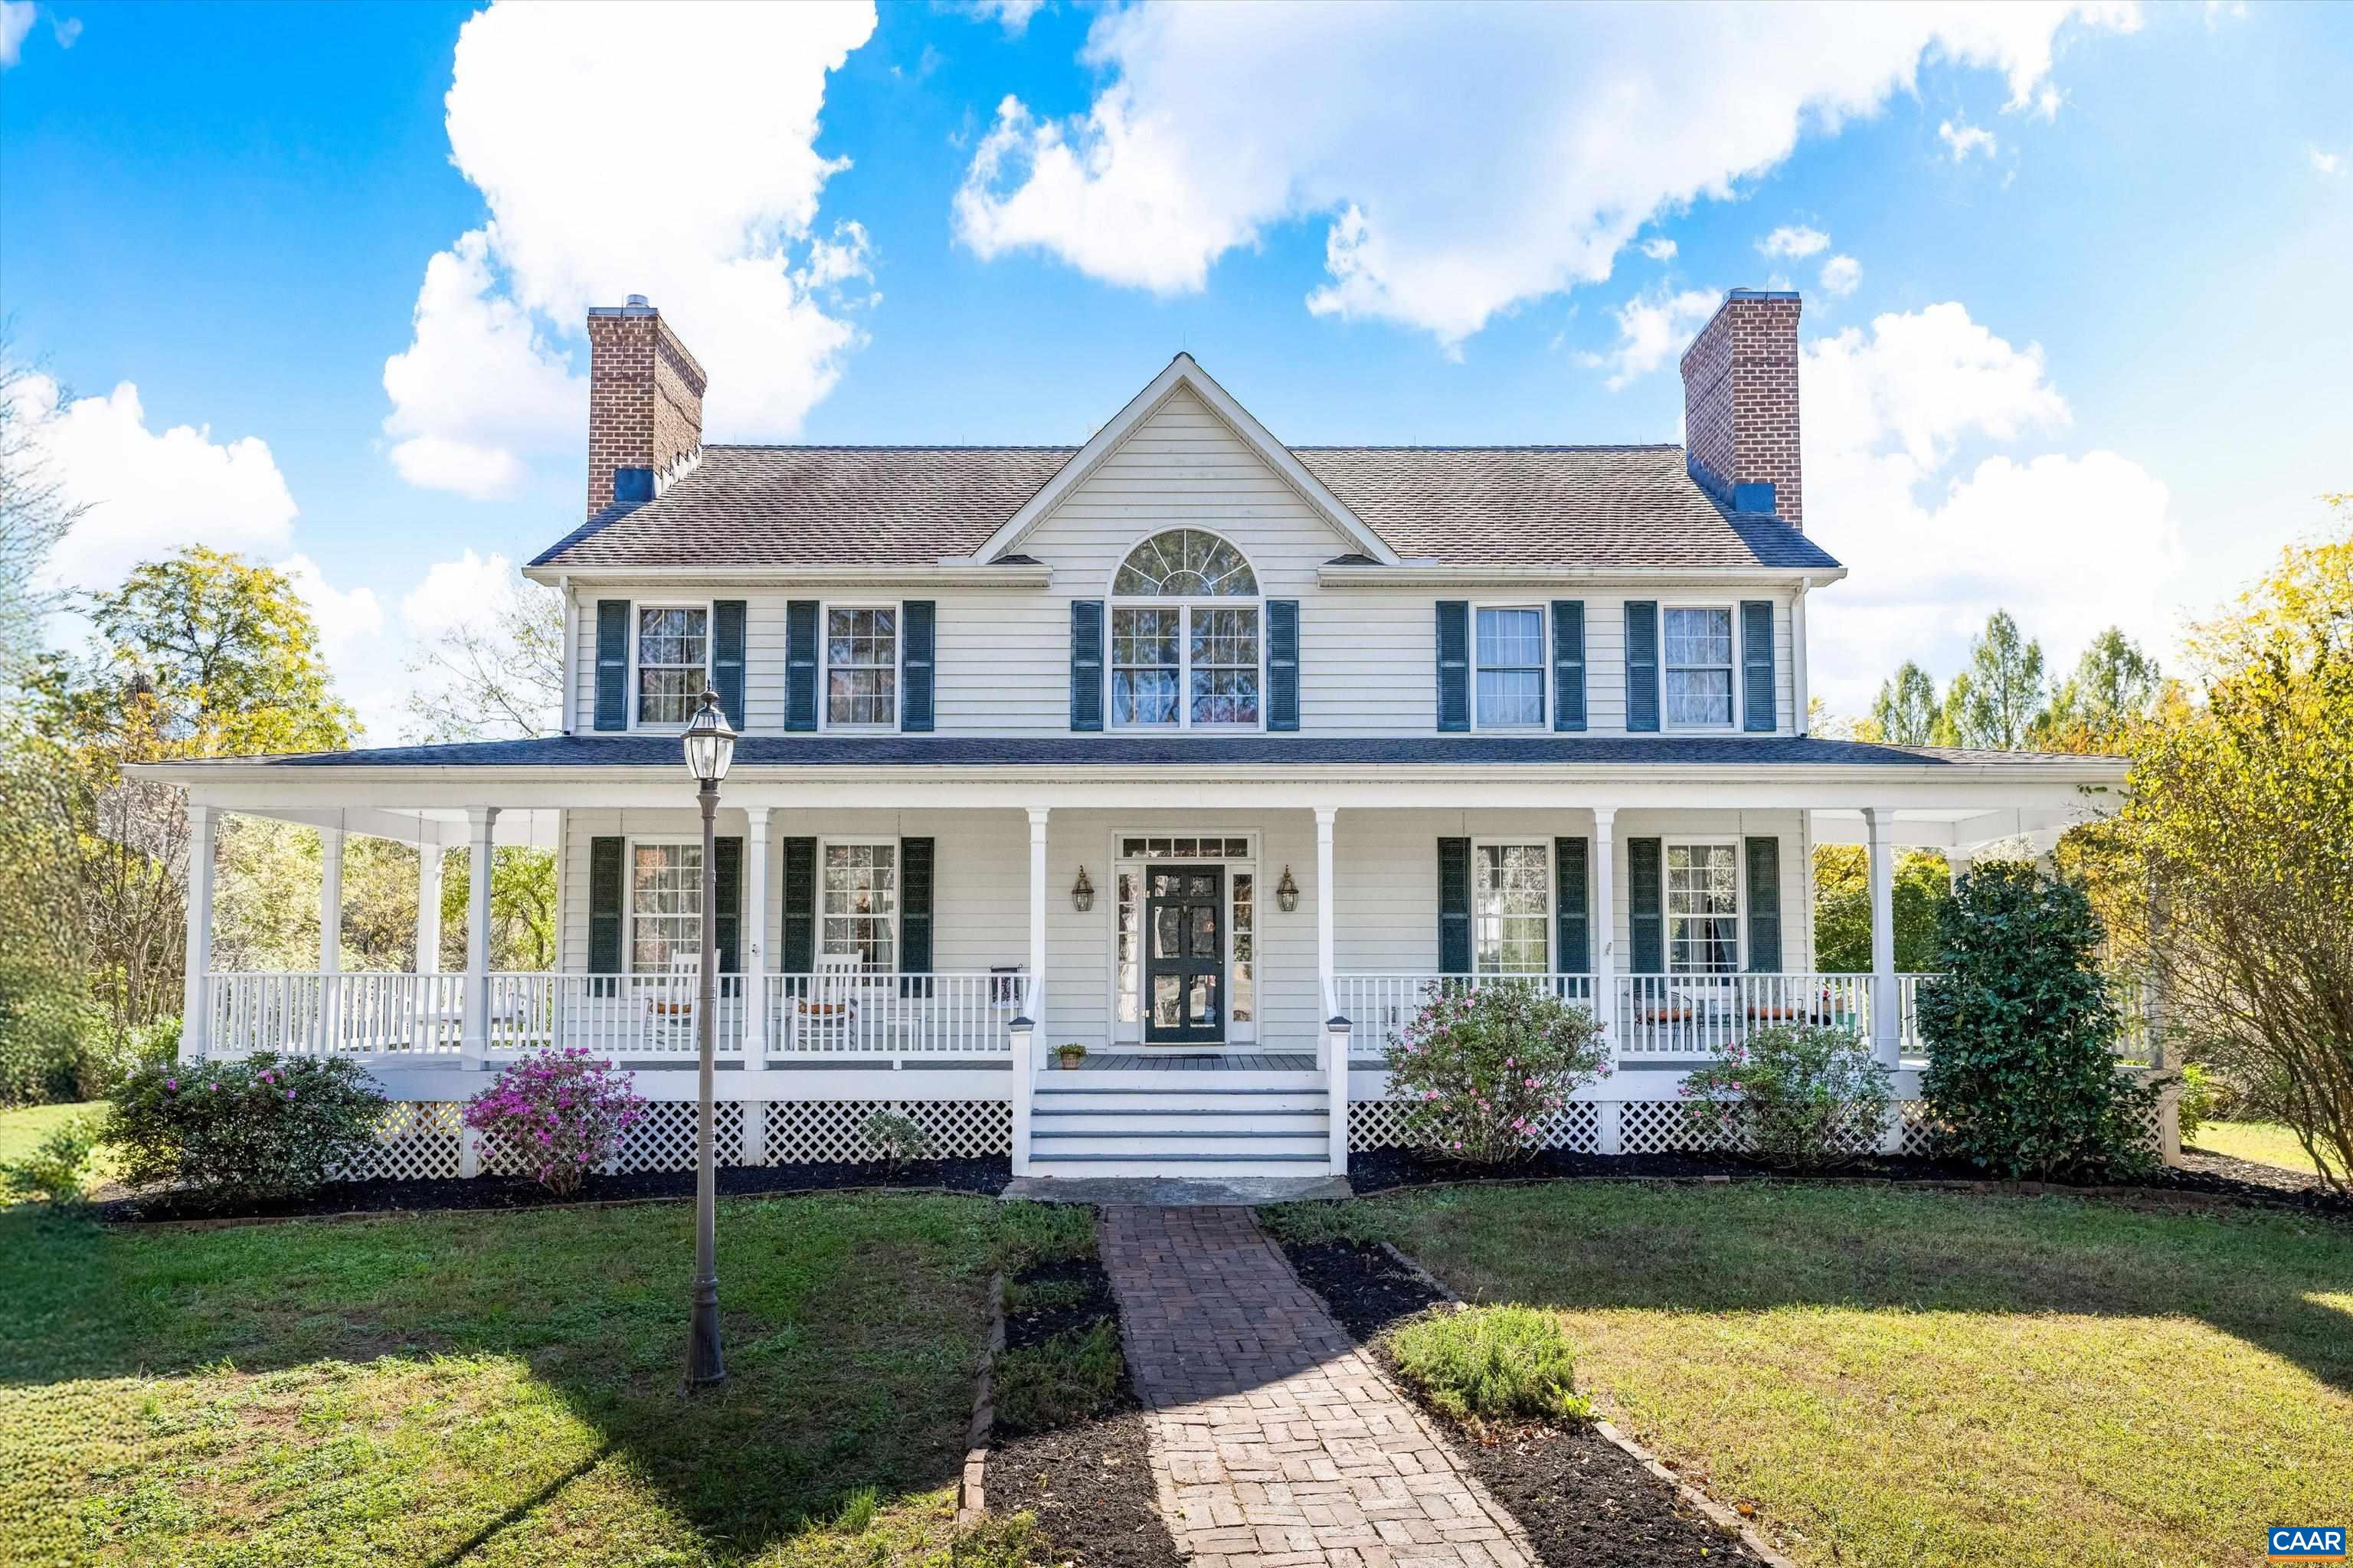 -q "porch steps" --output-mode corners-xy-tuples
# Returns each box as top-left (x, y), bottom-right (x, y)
(1028, 1075), (1333, 1178)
